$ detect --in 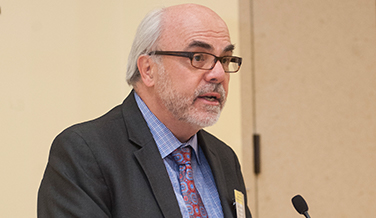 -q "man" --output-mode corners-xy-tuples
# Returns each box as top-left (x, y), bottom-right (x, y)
(38, 4), (252, 218)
